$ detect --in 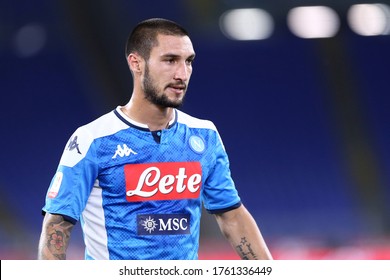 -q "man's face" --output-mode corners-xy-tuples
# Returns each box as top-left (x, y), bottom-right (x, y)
(142, 34), (195, 108)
